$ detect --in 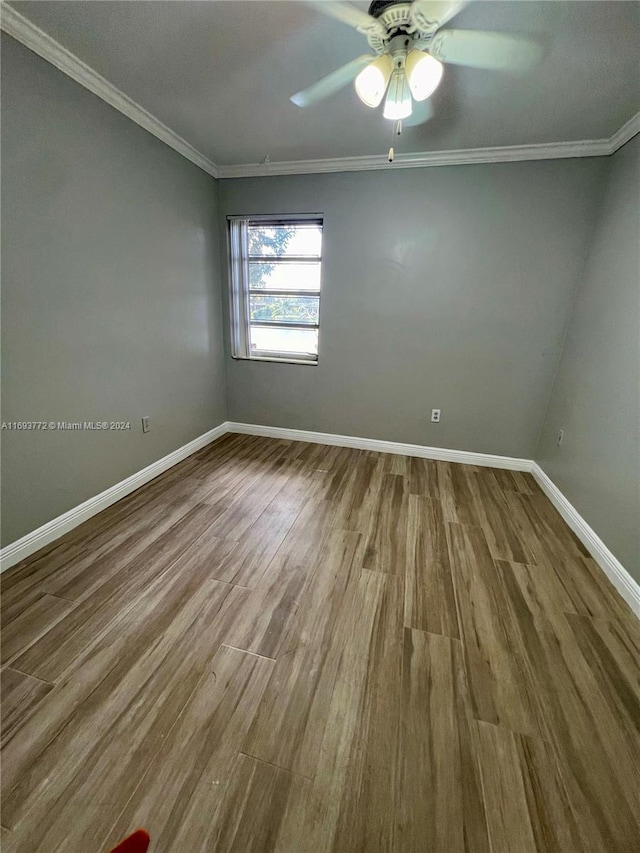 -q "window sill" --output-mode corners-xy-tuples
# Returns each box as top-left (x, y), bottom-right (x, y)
(231, 355), (318, 366)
